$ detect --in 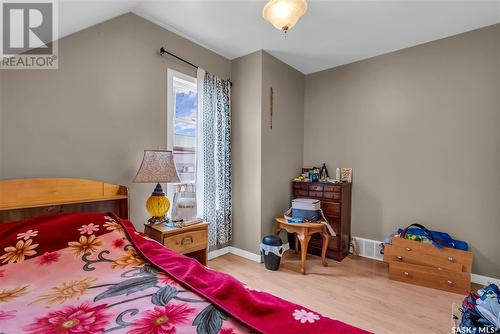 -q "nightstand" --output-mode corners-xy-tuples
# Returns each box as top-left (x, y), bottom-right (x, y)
(144, 222), (209, 265)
